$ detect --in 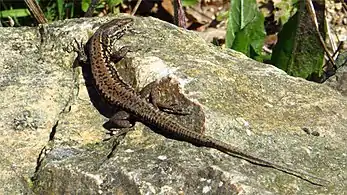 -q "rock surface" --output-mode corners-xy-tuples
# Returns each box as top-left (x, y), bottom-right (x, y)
(0, 15), (346, 194)
(324, 52), (347, 96)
